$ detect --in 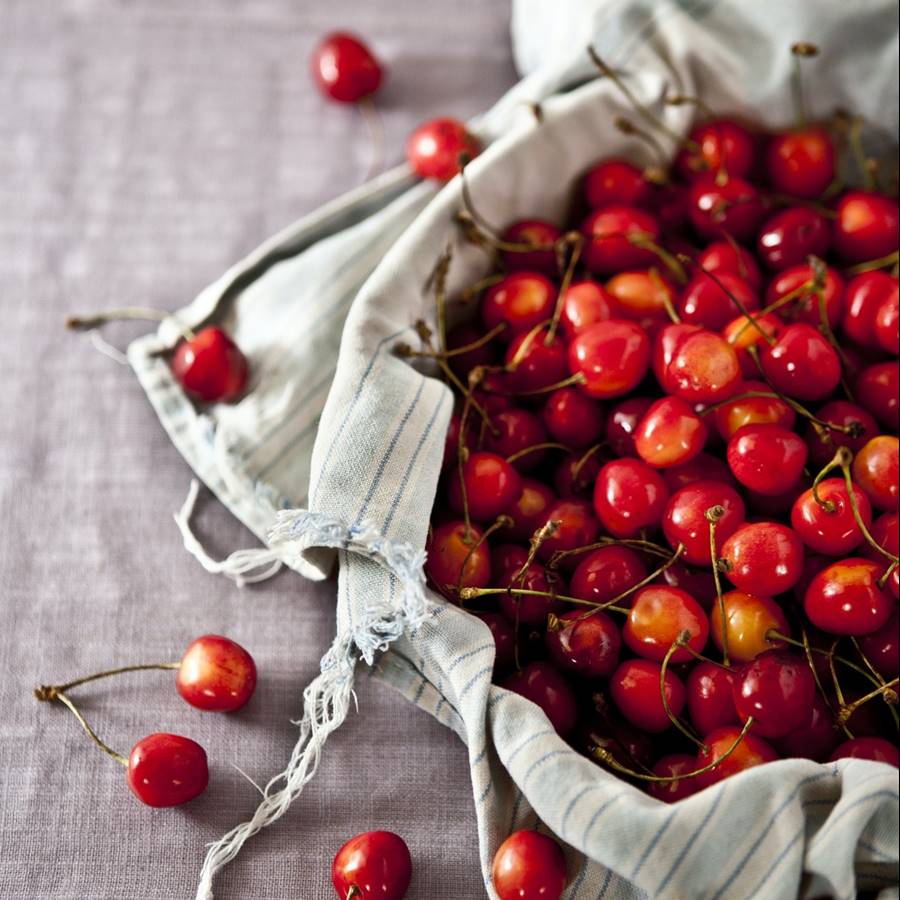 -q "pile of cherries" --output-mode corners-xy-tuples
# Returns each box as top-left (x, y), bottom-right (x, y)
(416, 44), (899, 830)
